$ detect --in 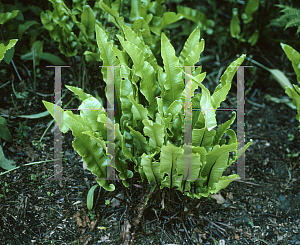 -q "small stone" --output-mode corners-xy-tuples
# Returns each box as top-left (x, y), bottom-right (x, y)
(278, 195), (286, 202)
